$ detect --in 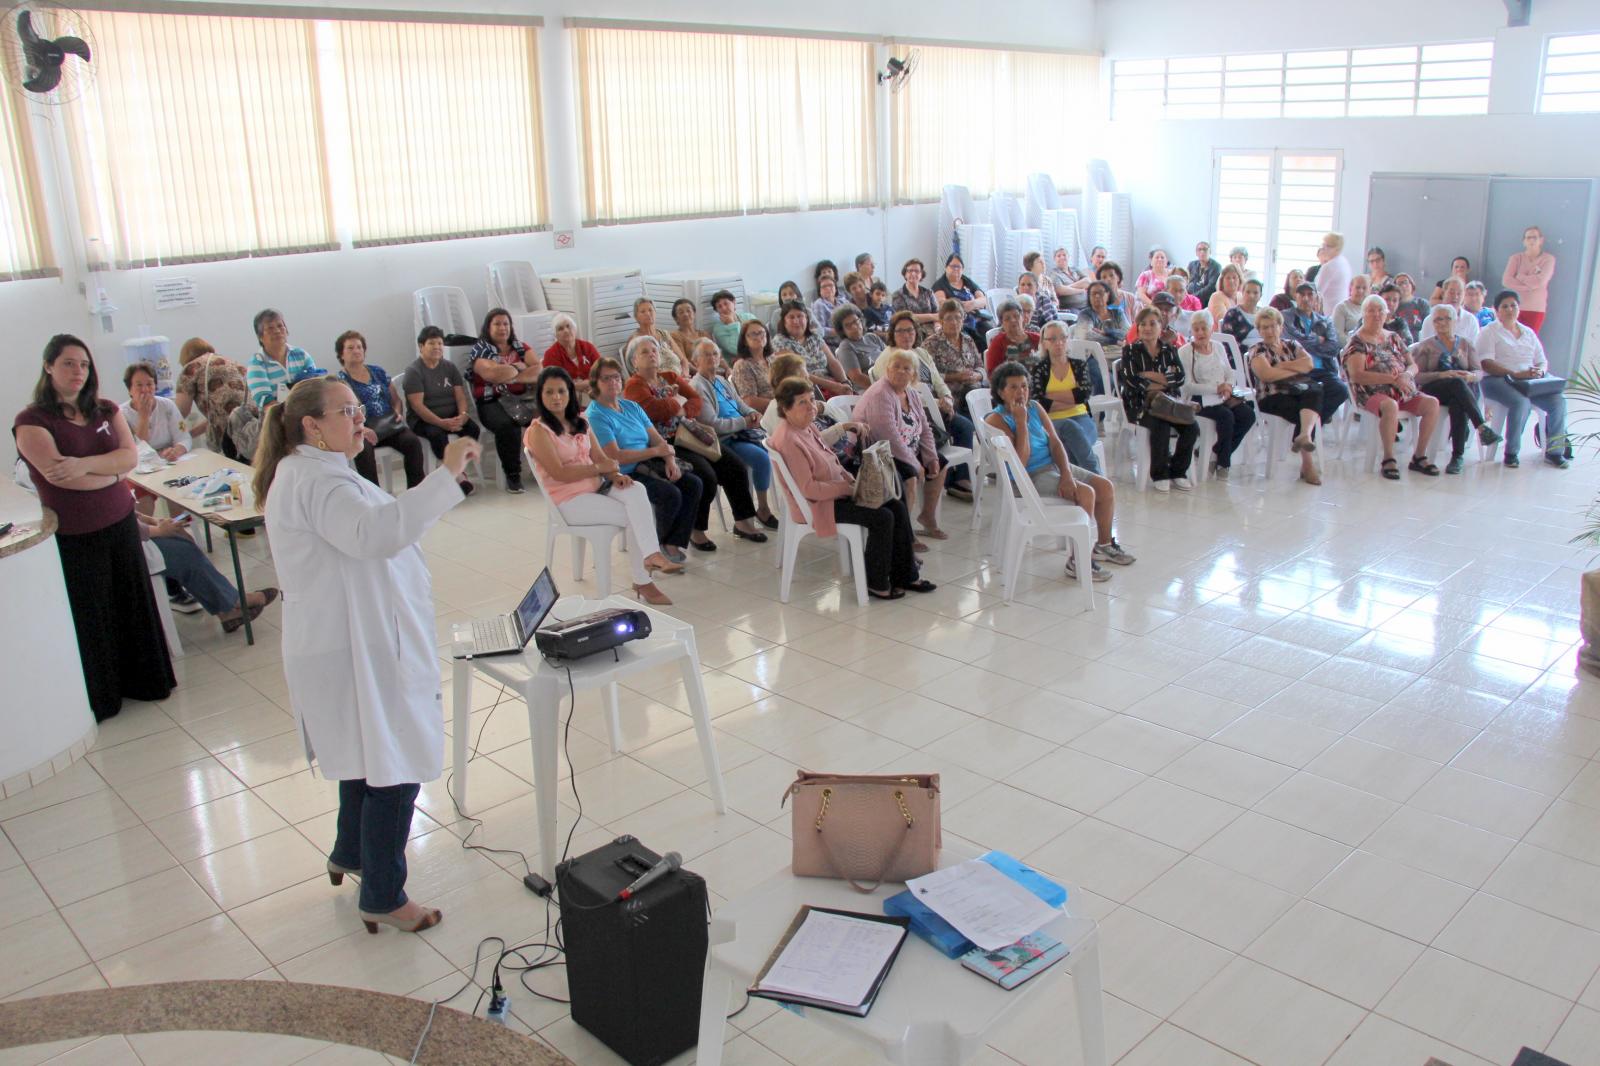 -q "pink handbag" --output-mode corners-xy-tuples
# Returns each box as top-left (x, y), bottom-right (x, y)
(782, 771), (941, 891)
